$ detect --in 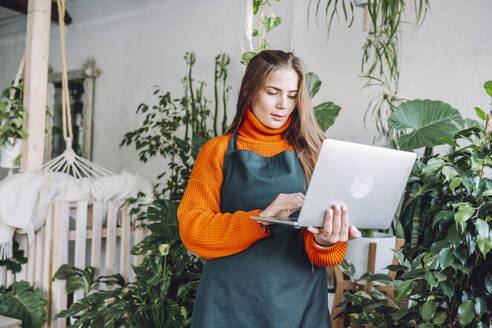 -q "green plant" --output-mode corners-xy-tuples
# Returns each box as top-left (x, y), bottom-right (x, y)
(0, 84), (28, 146)
(0, 241), (47, 328)
(53, 264), (126, 296)
(120, 52), (230, 201)
(308, 0), (431, 145)
(241, 3), (343, 131)
(0, 281), (48, 328)
(214, 53), (231, 135)
(53, 199), (203, 327)
(241, 0), (282, 65)
(305, 72), (341, 130)
(388, 98), (465, 242)
(0, 240), (27, 275)
(389, 99), (464, 152)
(337, 82), (492, 327)
(336, 259), (413, 327)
